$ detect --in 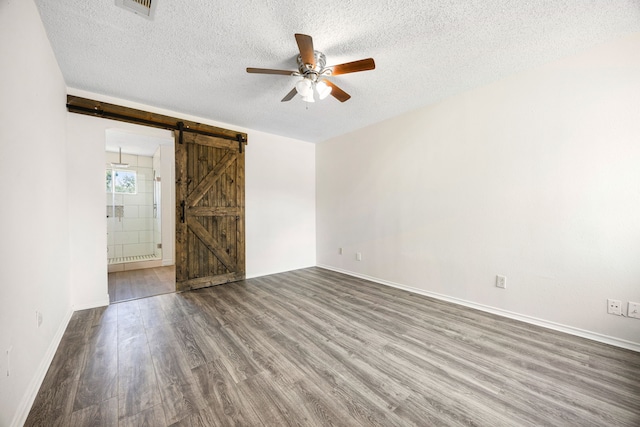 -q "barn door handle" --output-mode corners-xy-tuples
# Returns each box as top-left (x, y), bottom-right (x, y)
(180, 201), (186, 223)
